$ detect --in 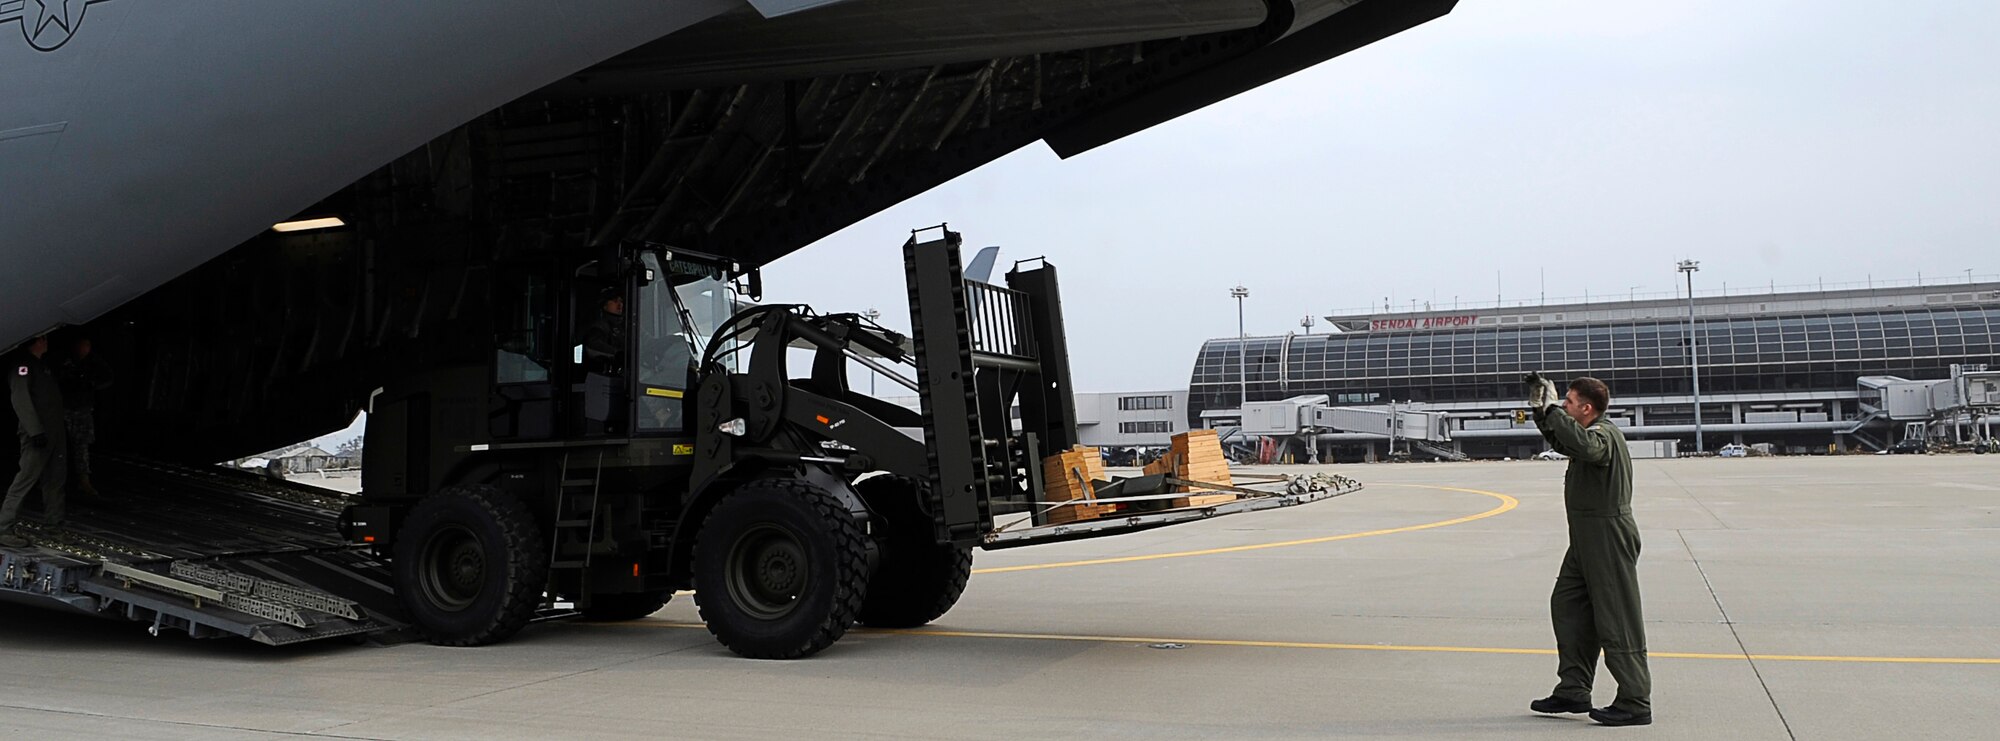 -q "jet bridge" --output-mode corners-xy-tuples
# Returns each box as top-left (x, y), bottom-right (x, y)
(1858, 365), (2000, 448)
(1238, 395), (1461, 461)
